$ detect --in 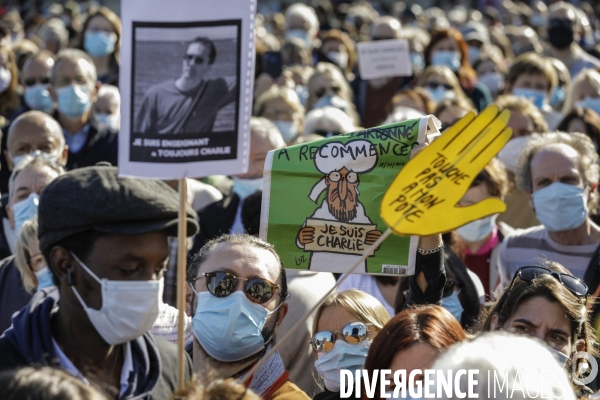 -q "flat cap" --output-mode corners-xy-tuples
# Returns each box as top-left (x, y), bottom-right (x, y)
(38, 165), (199, 252)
